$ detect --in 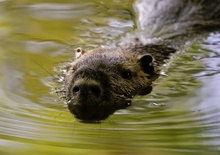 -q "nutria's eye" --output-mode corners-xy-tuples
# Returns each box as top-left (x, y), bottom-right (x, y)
(122, 70), (132, 79)
(76, 48), (82, 53)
